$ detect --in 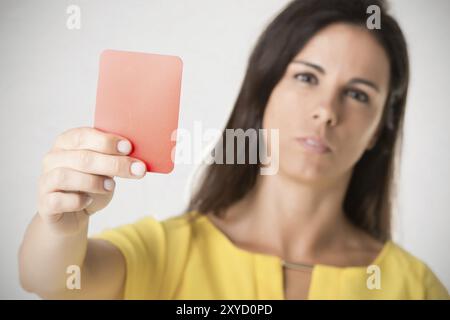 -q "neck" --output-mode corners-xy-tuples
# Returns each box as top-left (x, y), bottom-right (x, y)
(229, 170), (354, 260)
